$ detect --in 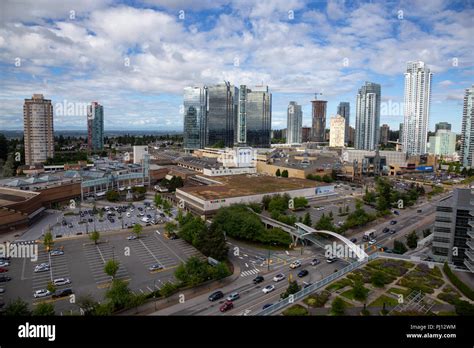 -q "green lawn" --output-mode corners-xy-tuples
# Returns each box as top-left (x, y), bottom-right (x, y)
(368, 294), (398, 307)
